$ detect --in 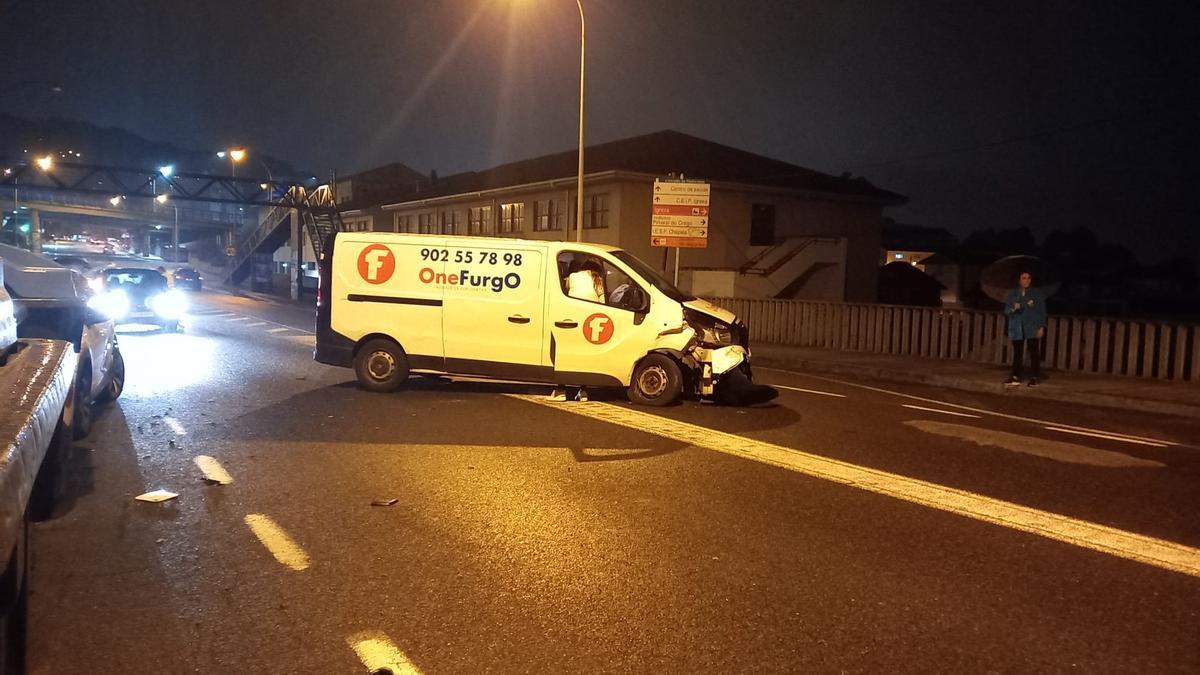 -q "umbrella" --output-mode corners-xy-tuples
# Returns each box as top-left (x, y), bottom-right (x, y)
(980, 255), (1060, 303)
